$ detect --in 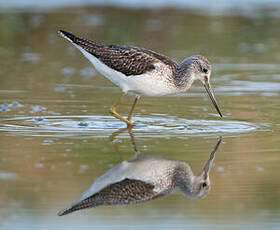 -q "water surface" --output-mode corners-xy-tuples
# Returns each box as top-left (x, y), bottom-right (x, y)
(0, 3), (280, 230)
